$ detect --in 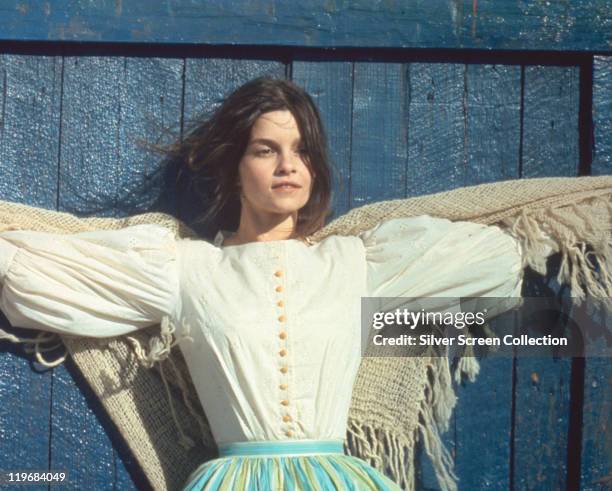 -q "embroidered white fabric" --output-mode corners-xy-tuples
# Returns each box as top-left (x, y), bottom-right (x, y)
(0, 215), (526, 445)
